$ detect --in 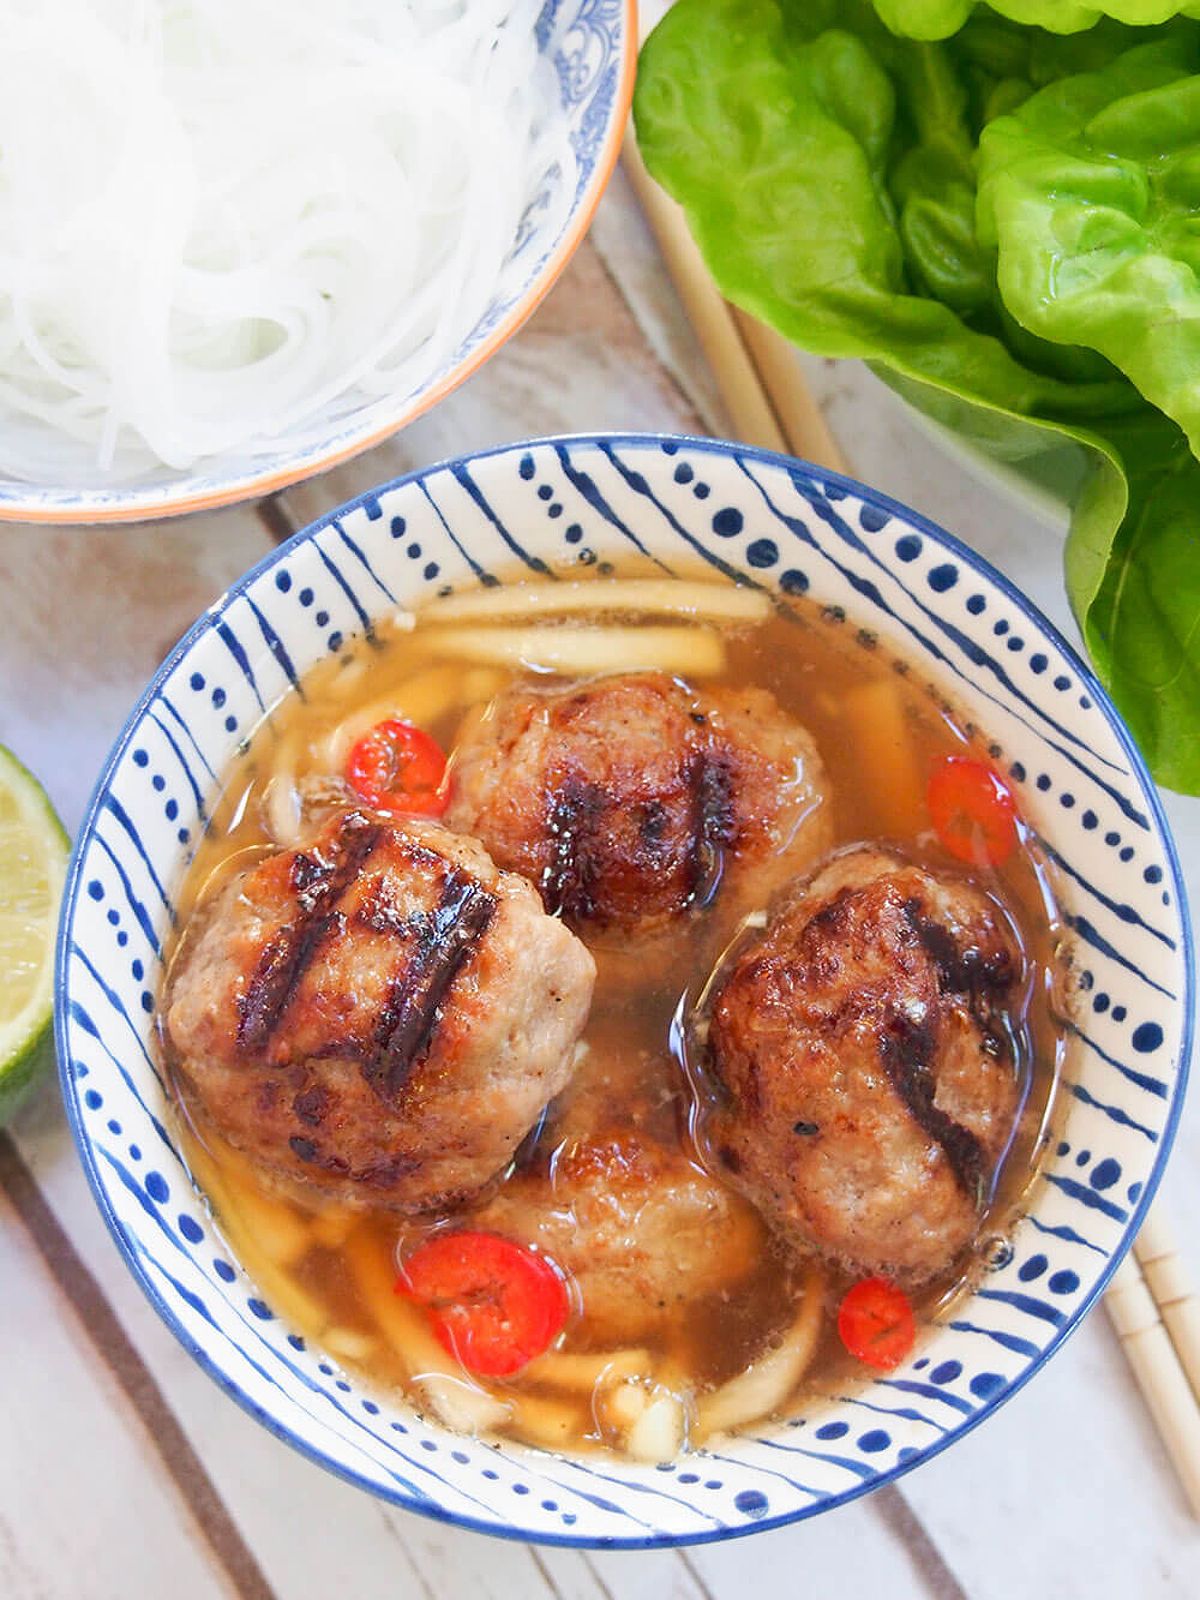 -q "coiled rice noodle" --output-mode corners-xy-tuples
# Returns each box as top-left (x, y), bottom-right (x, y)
(0, 0), (574, 482)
